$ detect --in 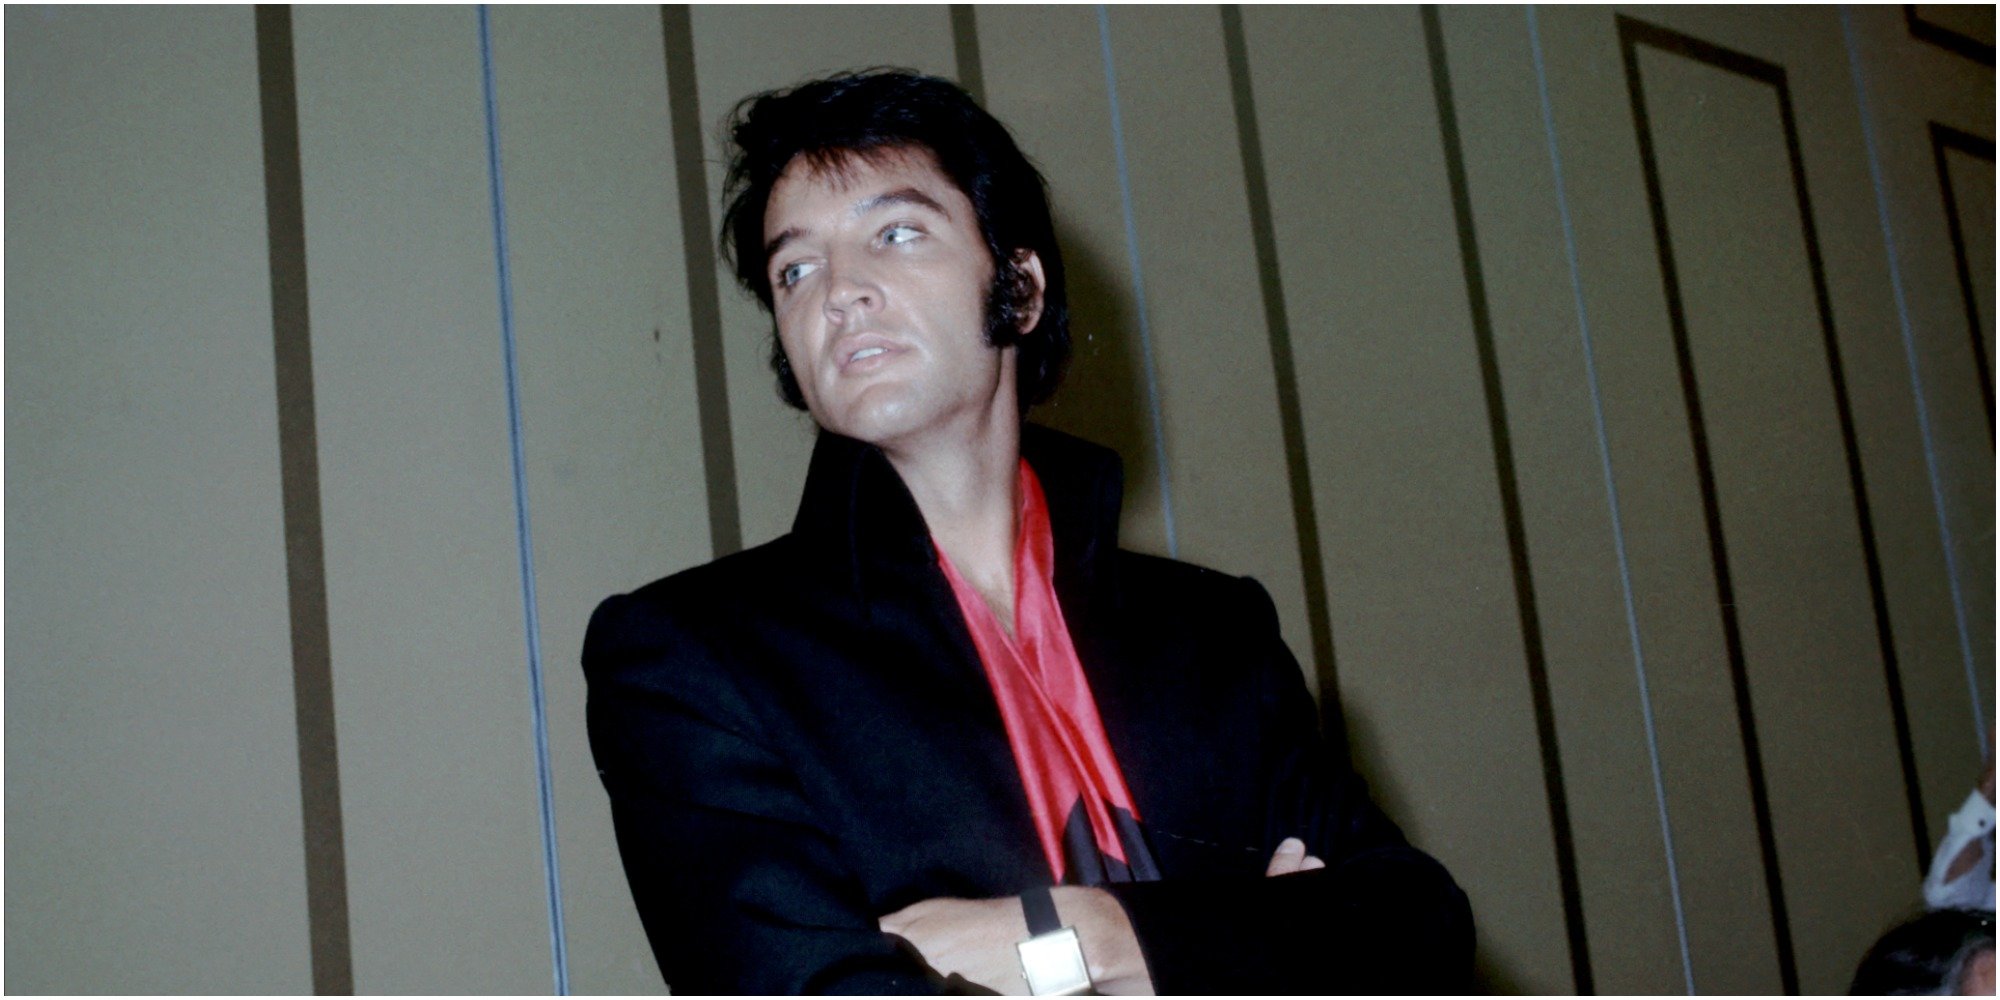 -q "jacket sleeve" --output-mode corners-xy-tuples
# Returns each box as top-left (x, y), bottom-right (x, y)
(582, 593), (950, 994)
(1103, 576), (1475, 994)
